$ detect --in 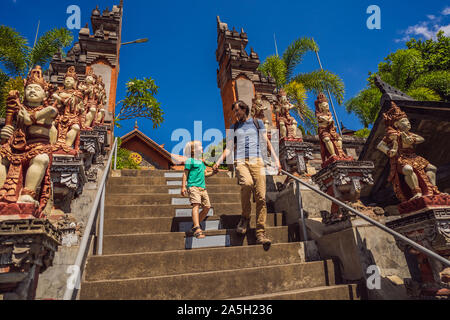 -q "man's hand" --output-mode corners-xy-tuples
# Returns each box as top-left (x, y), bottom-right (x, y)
(181, 187), (187, 197)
